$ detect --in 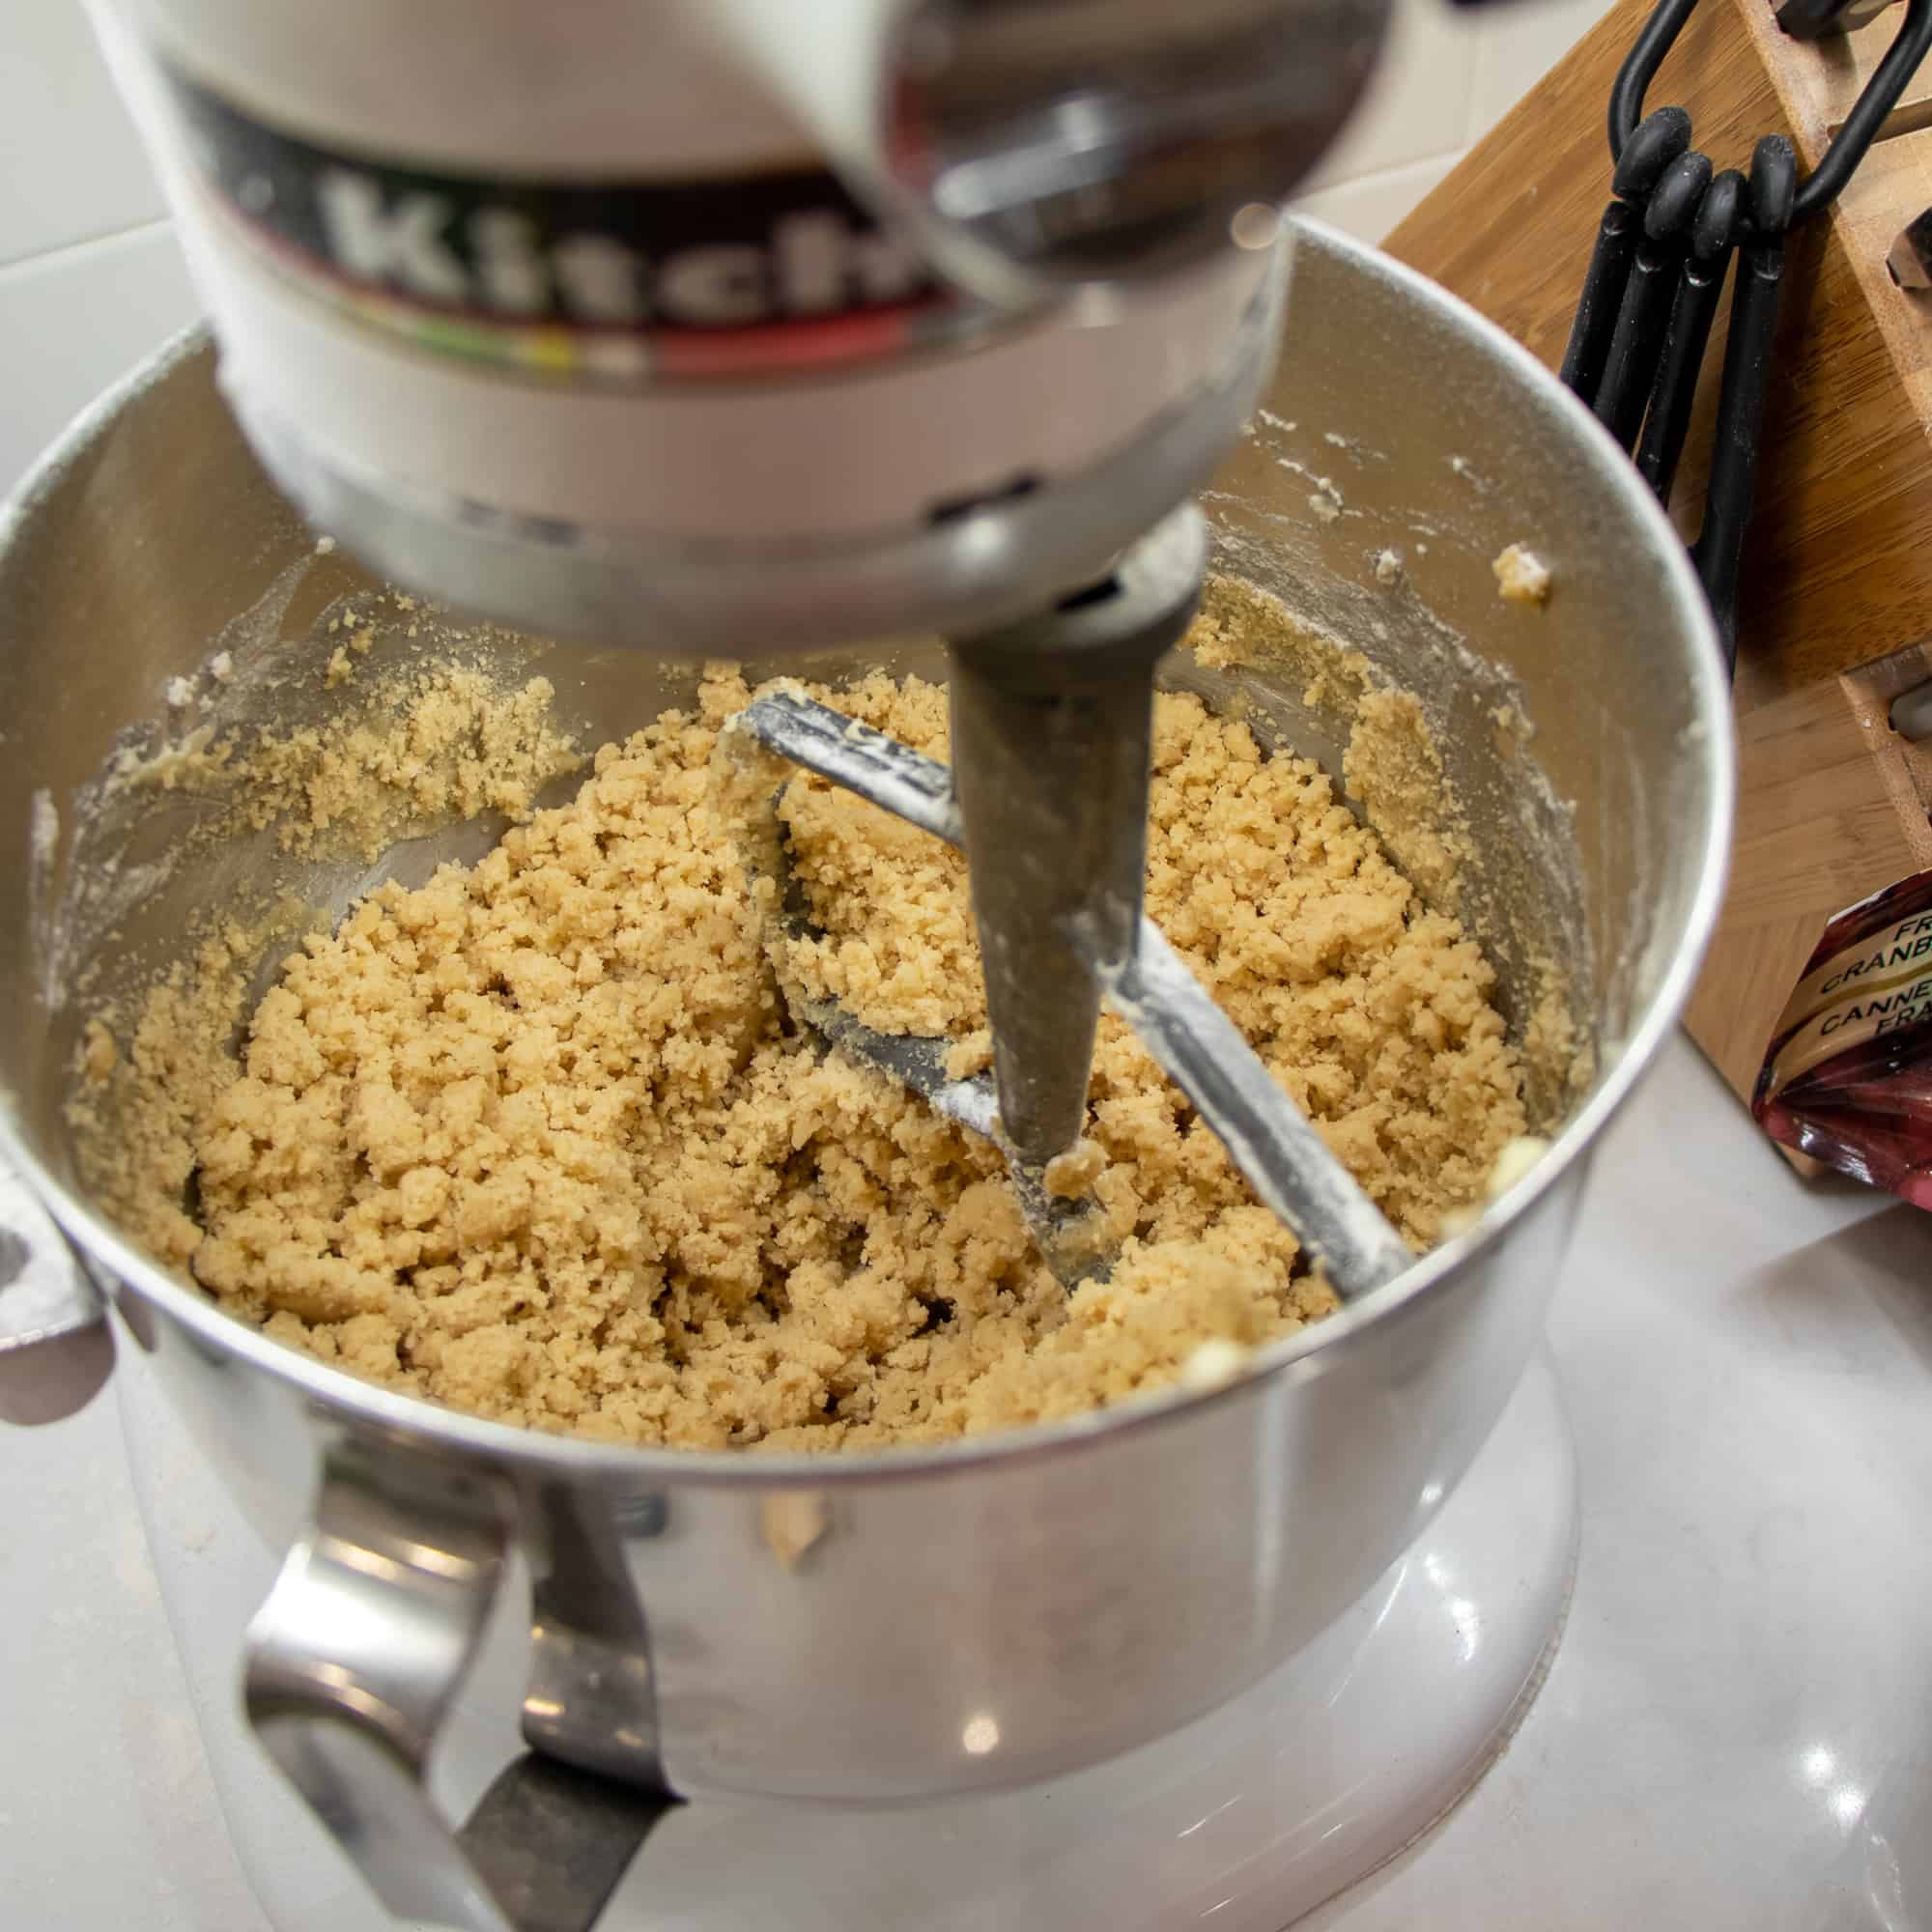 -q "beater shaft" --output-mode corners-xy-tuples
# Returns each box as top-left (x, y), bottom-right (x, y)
(947, 505), (1208, 1167)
